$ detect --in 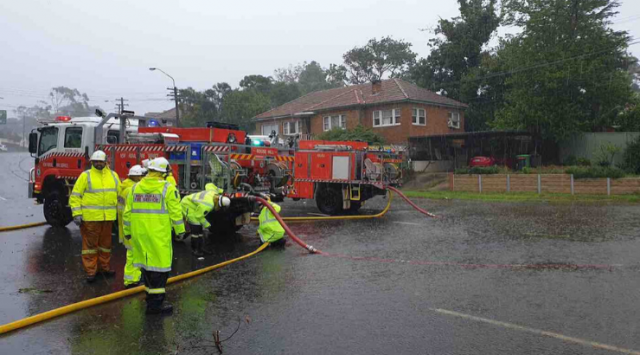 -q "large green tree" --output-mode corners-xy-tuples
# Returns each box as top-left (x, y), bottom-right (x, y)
(492, 0), (634, 141)
(336, 37), (417, 84)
